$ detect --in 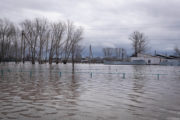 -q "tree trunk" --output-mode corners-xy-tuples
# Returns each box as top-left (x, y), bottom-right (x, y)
(32, 58), (35, 64)
(39, 46), (42, 64)
(62, 60), (67, 64)
(56, 58), (59, 64)
(23, 35), (25, 64)
(49, 58), (52, 64)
